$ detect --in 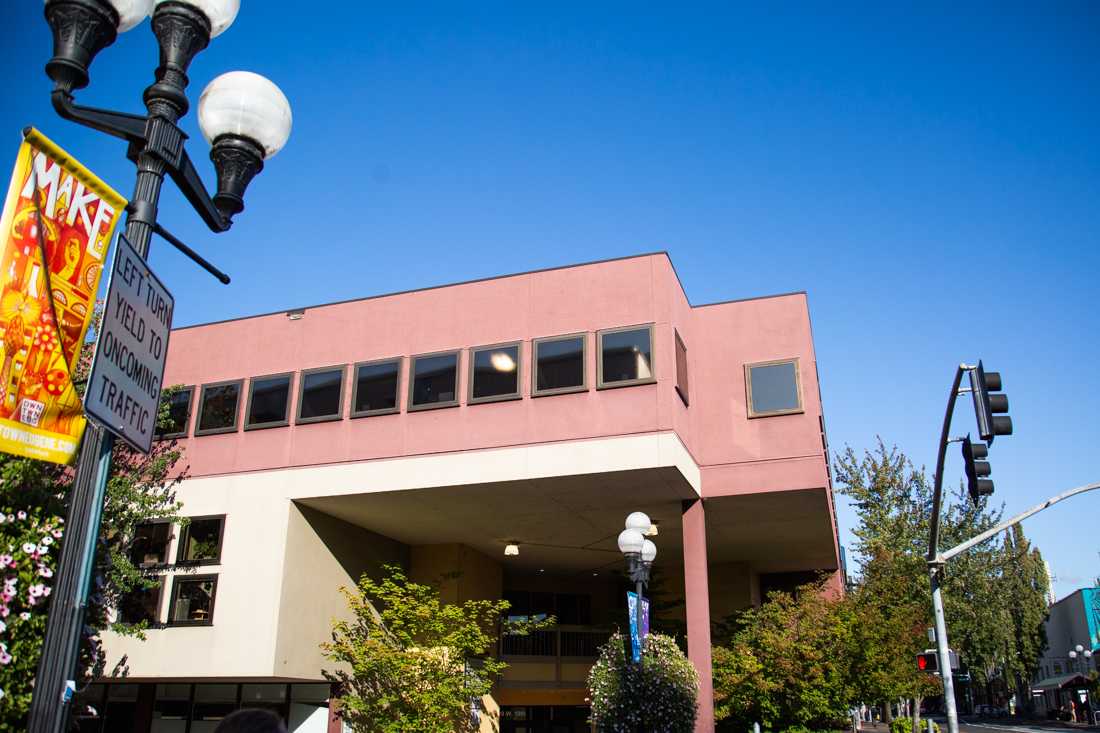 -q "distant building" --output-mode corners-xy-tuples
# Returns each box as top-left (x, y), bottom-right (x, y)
(1031, 587), (1100, 720)
(75, 253), (842, 733)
